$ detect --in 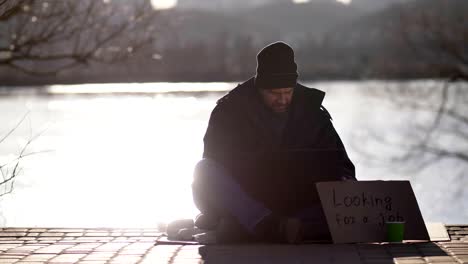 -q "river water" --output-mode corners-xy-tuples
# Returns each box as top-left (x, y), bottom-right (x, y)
(0, 80), (466, 227)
